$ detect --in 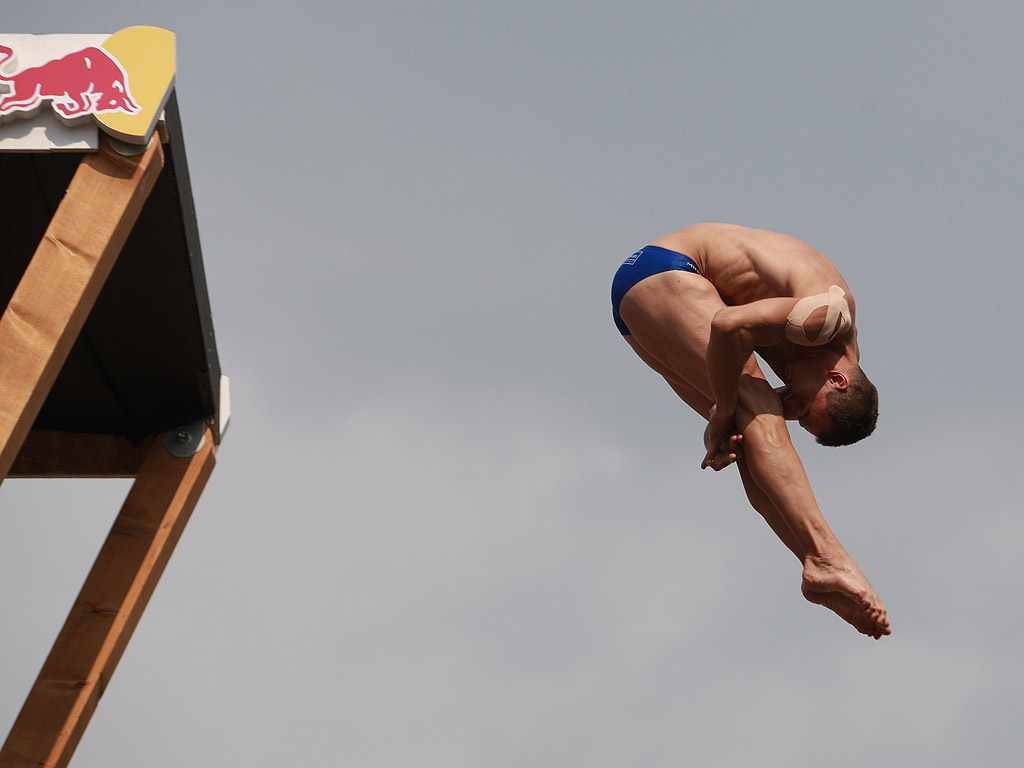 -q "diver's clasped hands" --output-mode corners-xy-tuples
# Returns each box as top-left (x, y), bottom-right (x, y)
(701, 404), (743, 471)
